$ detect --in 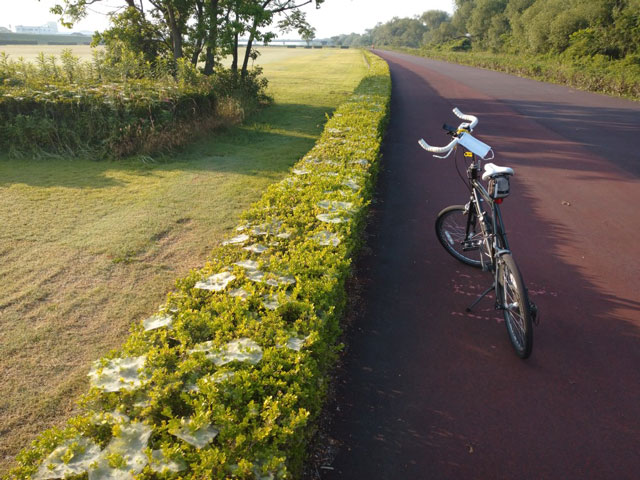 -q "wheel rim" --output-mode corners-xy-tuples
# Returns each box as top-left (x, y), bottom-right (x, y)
(502, 268), (528, 351)
(439, 210), (484, 265)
